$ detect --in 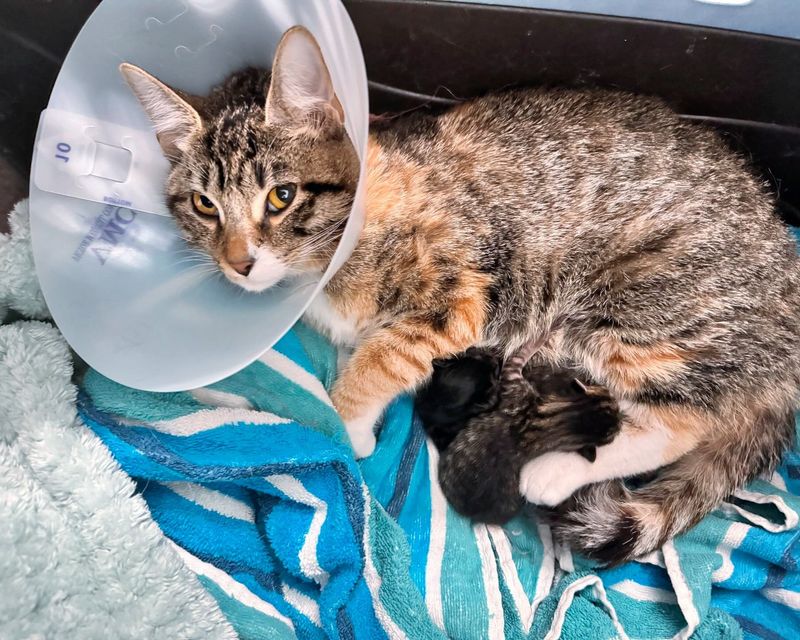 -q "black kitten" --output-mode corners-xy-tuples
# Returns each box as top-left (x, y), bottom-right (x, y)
(415, 349), (502, 451)
(415, 348), (620, 524)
